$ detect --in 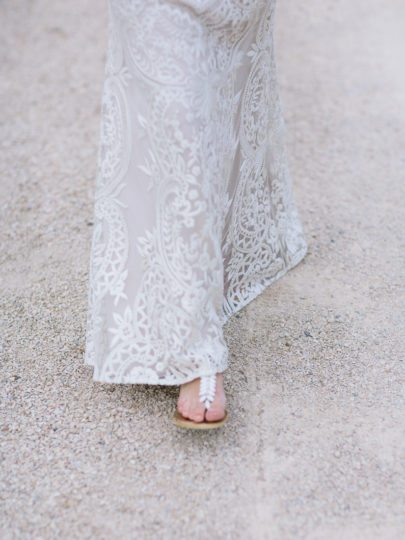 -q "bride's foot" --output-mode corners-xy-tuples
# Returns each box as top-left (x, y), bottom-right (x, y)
(177, 373), (226, 423)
